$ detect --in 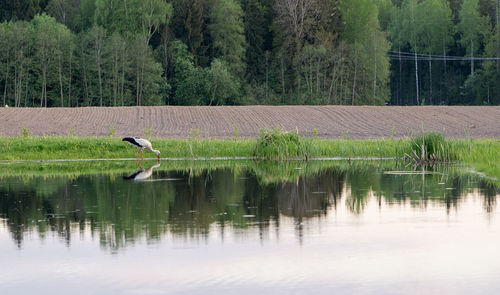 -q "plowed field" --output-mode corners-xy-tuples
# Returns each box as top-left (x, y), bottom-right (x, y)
(1, 106), (499, 139)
